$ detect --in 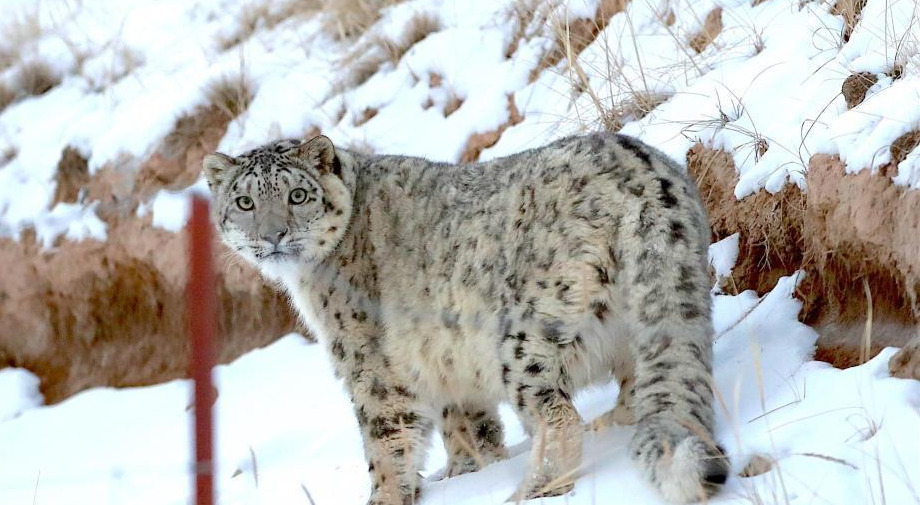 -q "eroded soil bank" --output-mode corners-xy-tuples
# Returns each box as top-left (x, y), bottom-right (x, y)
(688, 144), (920, 371)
